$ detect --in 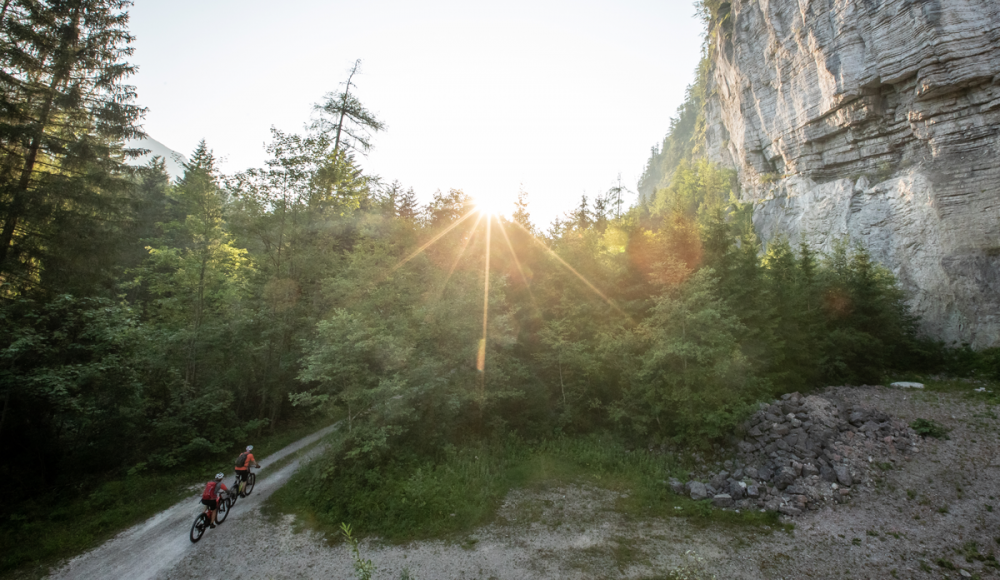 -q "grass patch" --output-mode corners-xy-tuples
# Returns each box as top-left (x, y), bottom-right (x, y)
(959, 541), (989, 563)
(0, 415), (336, 580)
(910, 418), (951, 439)
(935, 557), (957, 570)
(266, 433), (787, 544)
